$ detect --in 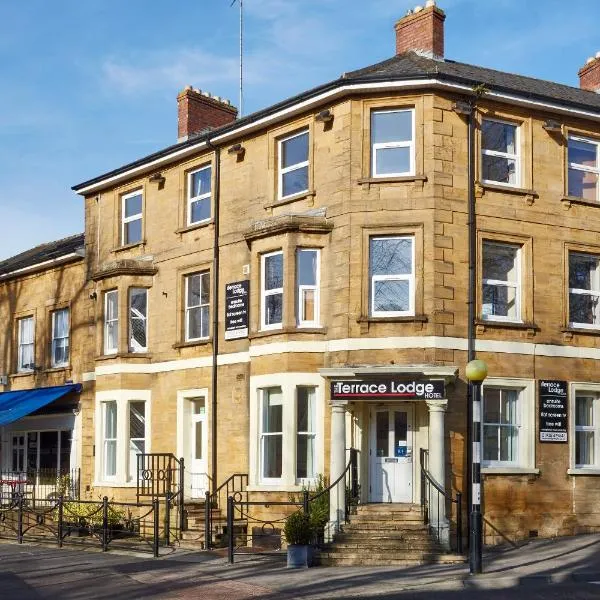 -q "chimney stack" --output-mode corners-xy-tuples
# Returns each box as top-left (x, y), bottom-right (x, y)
(177, 86), (238, 142)
(395, 1), (445, 59)
(579, 53), (600, 93)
